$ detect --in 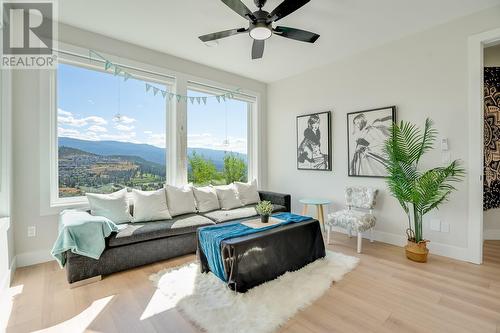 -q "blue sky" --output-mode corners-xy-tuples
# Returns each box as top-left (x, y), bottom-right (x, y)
(57, 63), (248, 153)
